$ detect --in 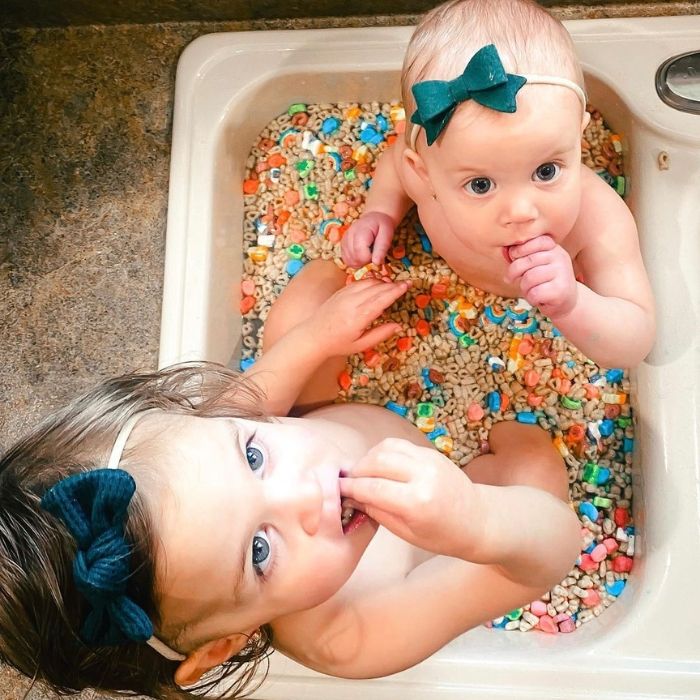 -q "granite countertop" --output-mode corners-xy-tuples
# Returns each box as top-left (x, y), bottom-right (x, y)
(0, 2), (698, 698)
(0, 14), (421, 457)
